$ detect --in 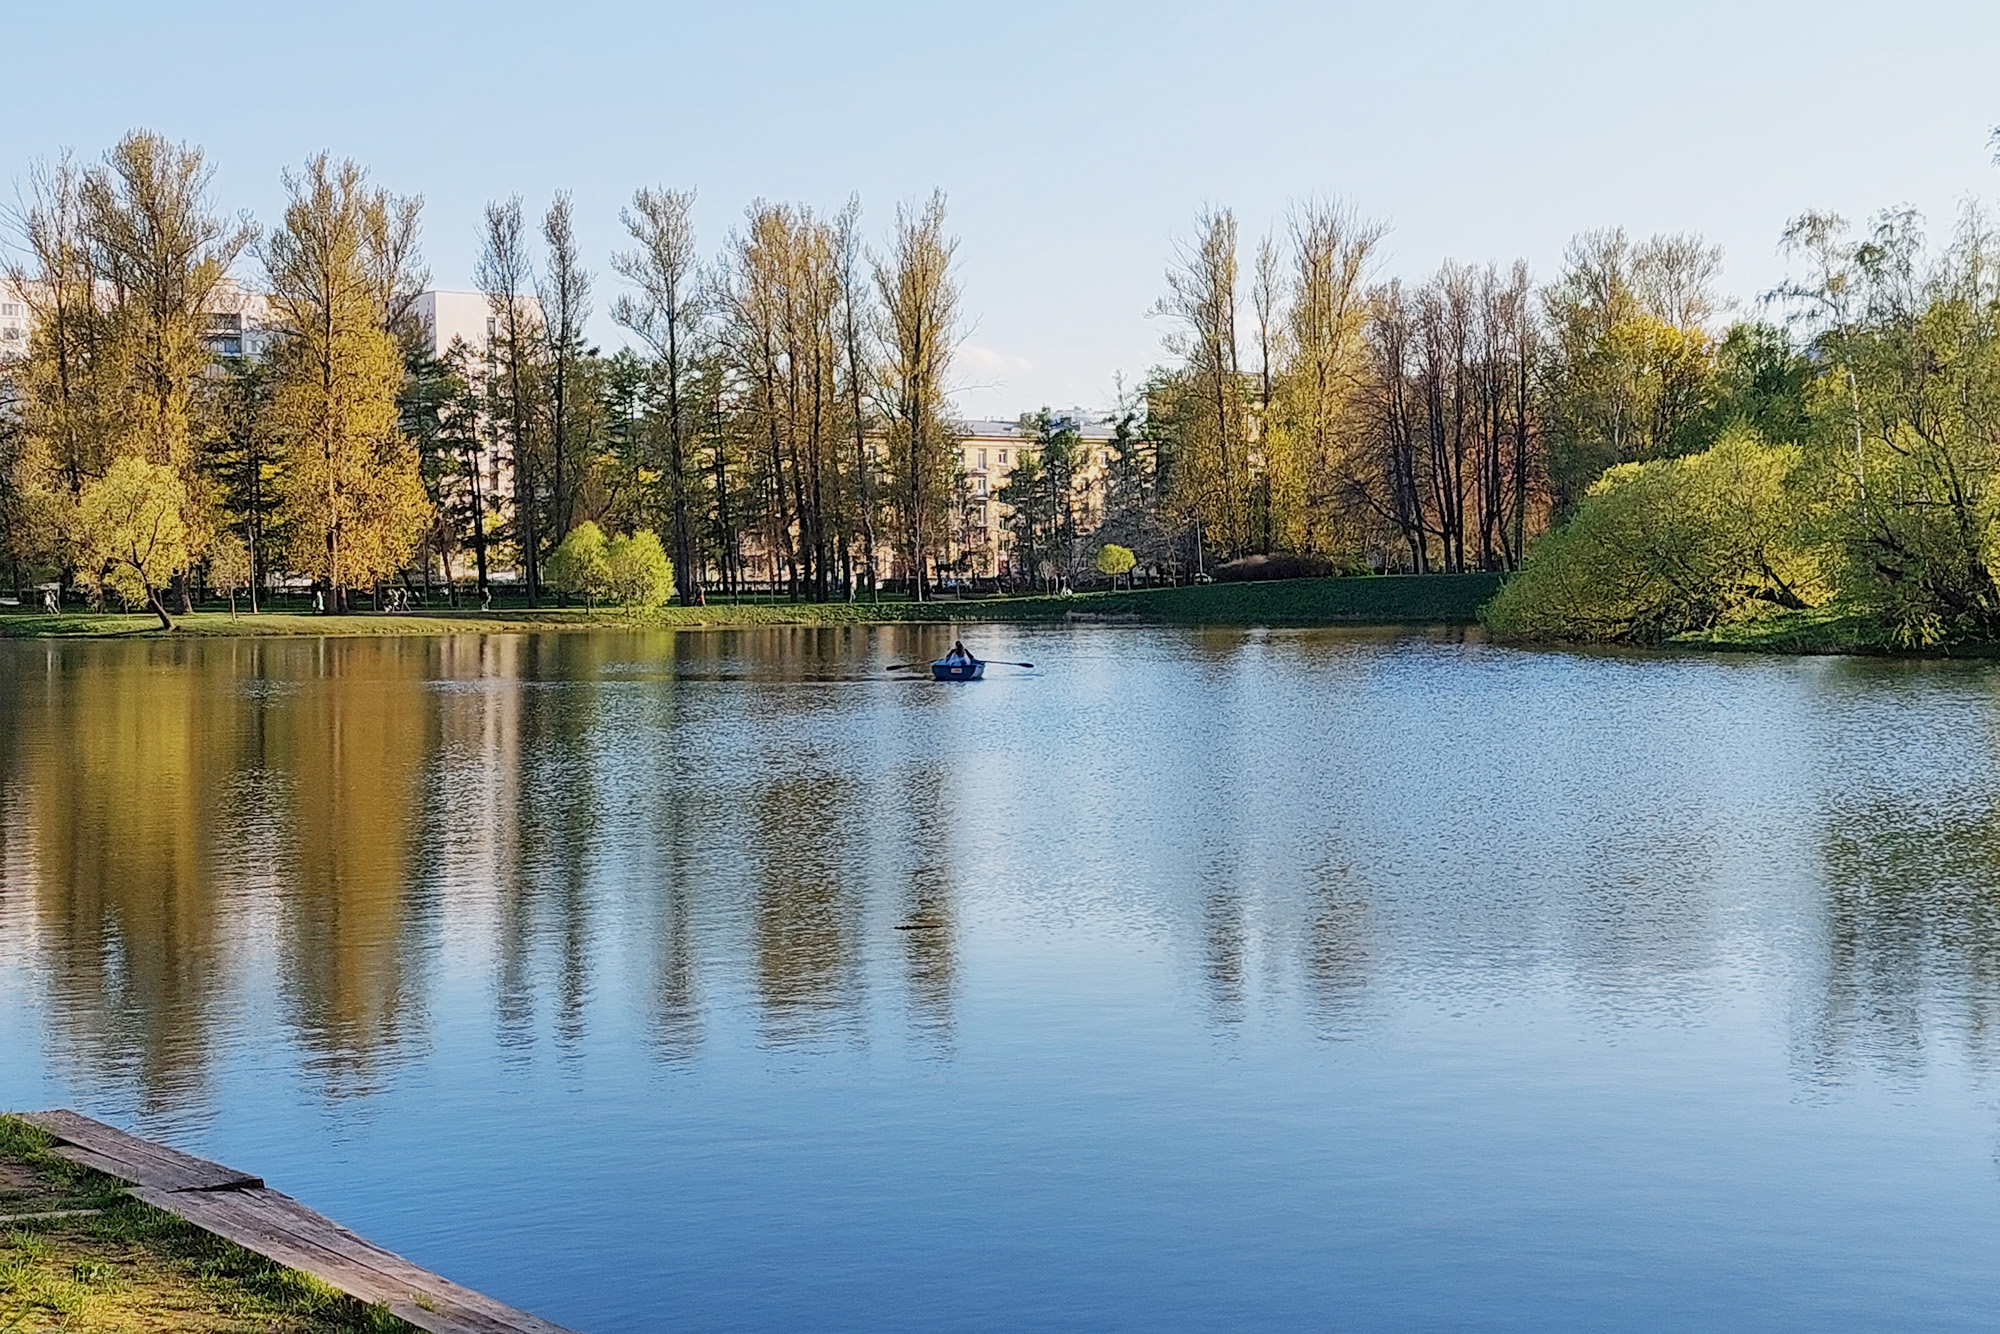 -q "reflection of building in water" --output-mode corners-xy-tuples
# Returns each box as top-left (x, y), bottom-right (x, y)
(430, 636), (529, 1047)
